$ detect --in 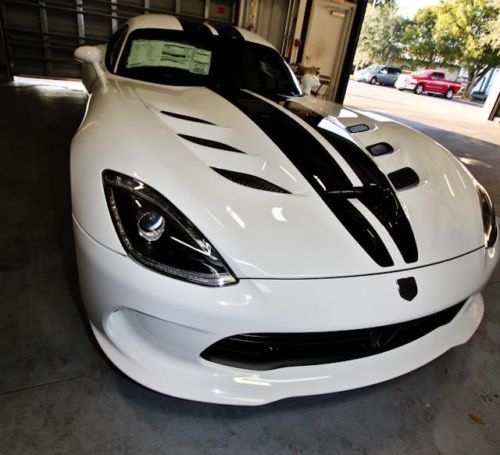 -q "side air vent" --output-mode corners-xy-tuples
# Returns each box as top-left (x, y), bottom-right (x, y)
(212, 168), (290, 194)
(388, 167), (420, 190)
(366, 142), (394, 157)
(178, 134), (245, 153)
(161, 111), (215, 125)
(346, 123), (370, 133)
